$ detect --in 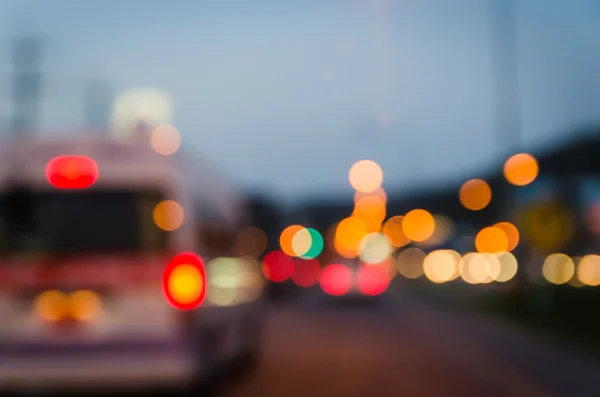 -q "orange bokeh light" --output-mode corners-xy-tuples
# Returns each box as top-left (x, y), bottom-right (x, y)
(504, 153), (539, 186)
(459, 179), (492, 211)
(494, 222), (520, 252)
(382, 216), (410, 248)
(353, 196), (386, 233)
(475, 226), (509, 253)
(335, 217), (369, 256)
(150, 125), (181, 156)
(348, 160), (384, 194)
(279, 225), (304, 257)
(402, 209), (435, 242)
